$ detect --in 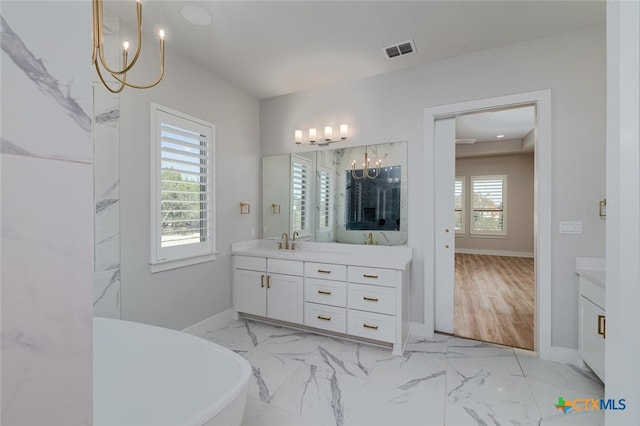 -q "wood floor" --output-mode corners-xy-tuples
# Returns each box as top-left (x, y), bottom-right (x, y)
(454, 253), (535, 350)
